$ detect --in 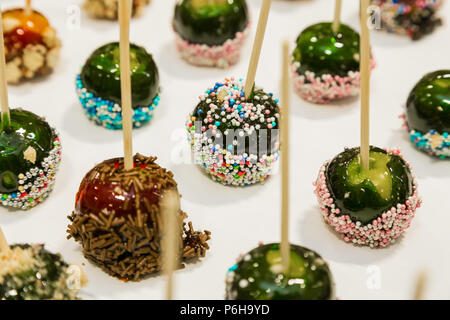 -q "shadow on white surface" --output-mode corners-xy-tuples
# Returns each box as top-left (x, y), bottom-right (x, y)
(62, 102), (150, 144)
(298, 207), (399, 265)
(291, 94), (358, 120)
(72, 245), (211, 300)
(171, 163), (266, 205)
